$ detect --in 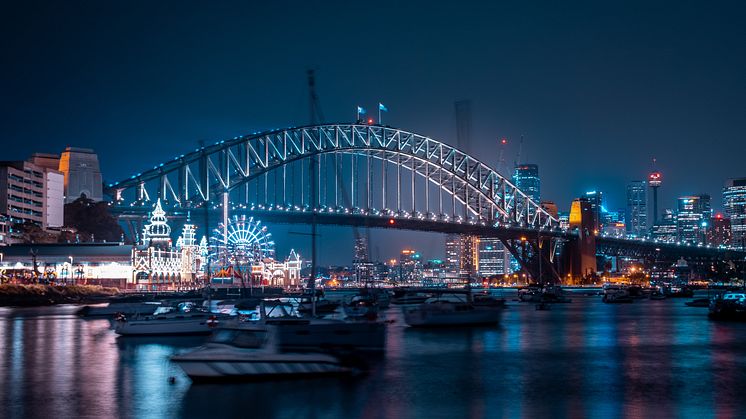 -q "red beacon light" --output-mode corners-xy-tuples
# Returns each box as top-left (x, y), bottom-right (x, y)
(648, 171), (662, 187)
(367, 118), (374, 125)
(388, 219), (395, 225)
